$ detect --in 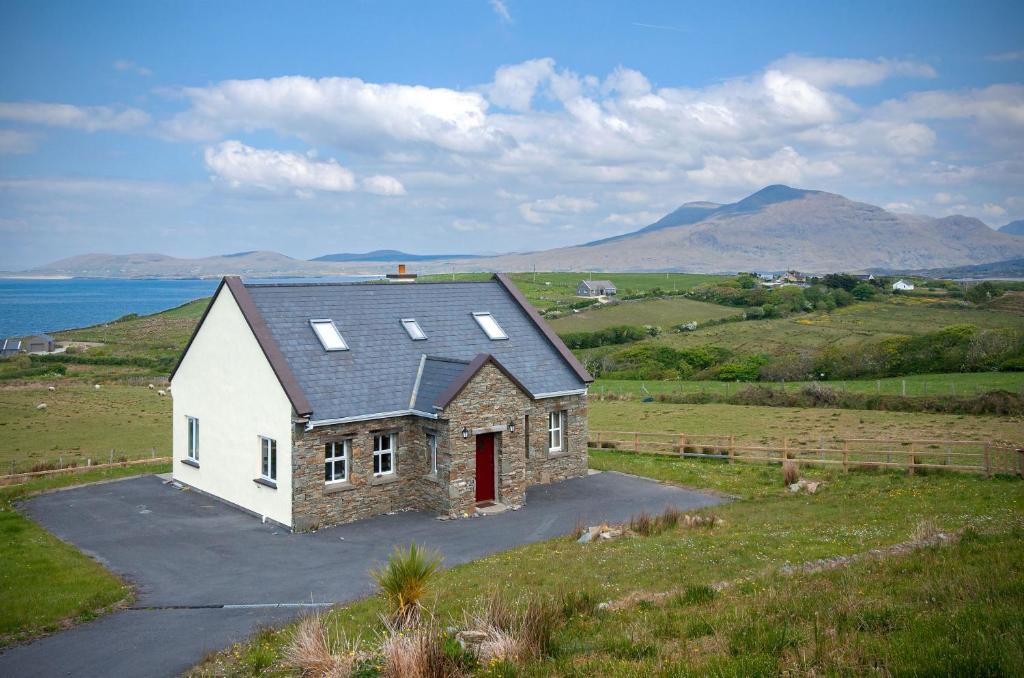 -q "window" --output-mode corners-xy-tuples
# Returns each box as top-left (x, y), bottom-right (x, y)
(472, 312), (508, 340)
(426, 433), (438, 475)
(524, 414), (530, 459)
(373, 433), (395, 476)
(310, 319), (348, 351)
(401, 318), (426, 340)
(261, 437), (277, 481)
(186, 416), (199, 461)
(548, 410), (567, 453)
(325, 440), (350, 483)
